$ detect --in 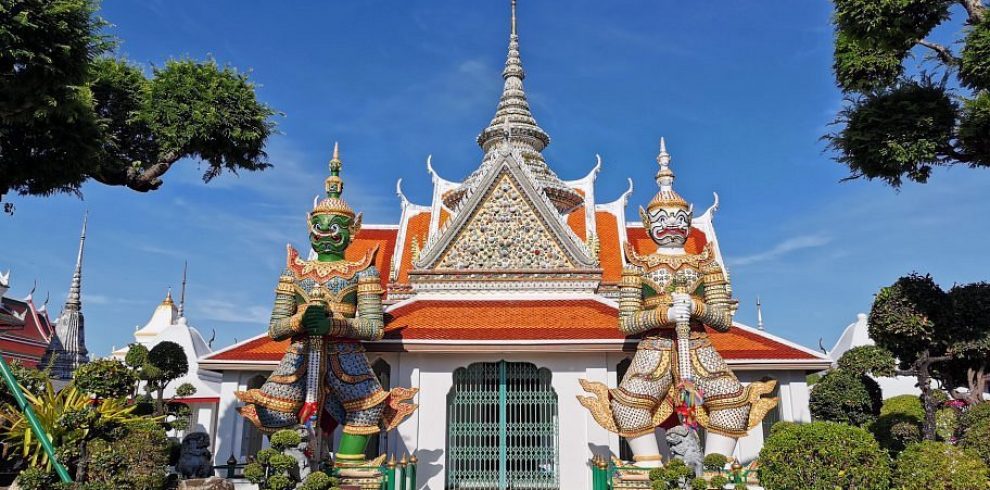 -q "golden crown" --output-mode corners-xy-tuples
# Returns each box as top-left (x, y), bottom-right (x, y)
(646, 138), (690, 213)
(310, 142), (356, 220)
